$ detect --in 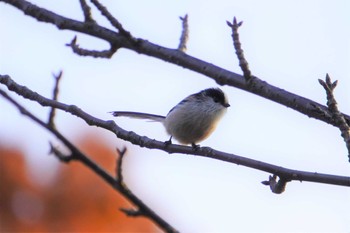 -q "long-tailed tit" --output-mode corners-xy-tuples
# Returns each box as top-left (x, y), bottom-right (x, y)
(110, 88), (230, 148)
